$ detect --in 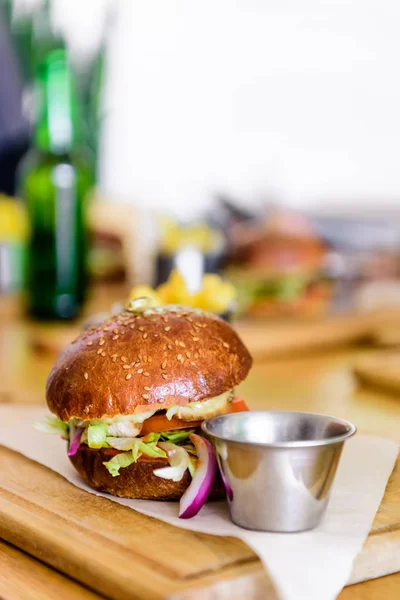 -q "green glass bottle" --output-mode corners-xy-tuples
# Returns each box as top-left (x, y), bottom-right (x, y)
(19, 48), (91, 320)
